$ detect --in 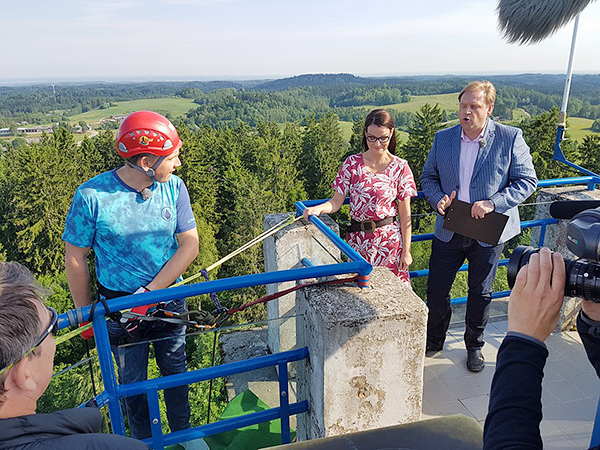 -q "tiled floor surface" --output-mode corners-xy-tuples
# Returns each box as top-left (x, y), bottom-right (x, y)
(422, 320), (600, 449)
